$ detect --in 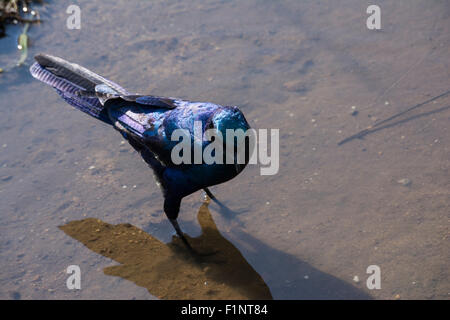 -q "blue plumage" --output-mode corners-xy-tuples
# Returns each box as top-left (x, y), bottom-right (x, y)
(30, 54), (250, 251)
